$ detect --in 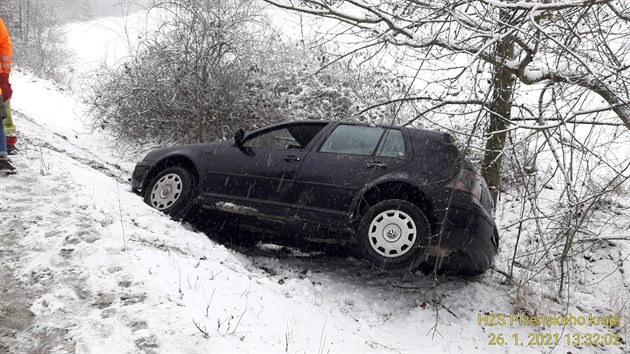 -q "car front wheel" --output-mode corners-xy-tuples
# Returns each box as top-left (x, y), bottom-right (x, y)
(357, 199), (430, 270)
(144, 166), (195, 220)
